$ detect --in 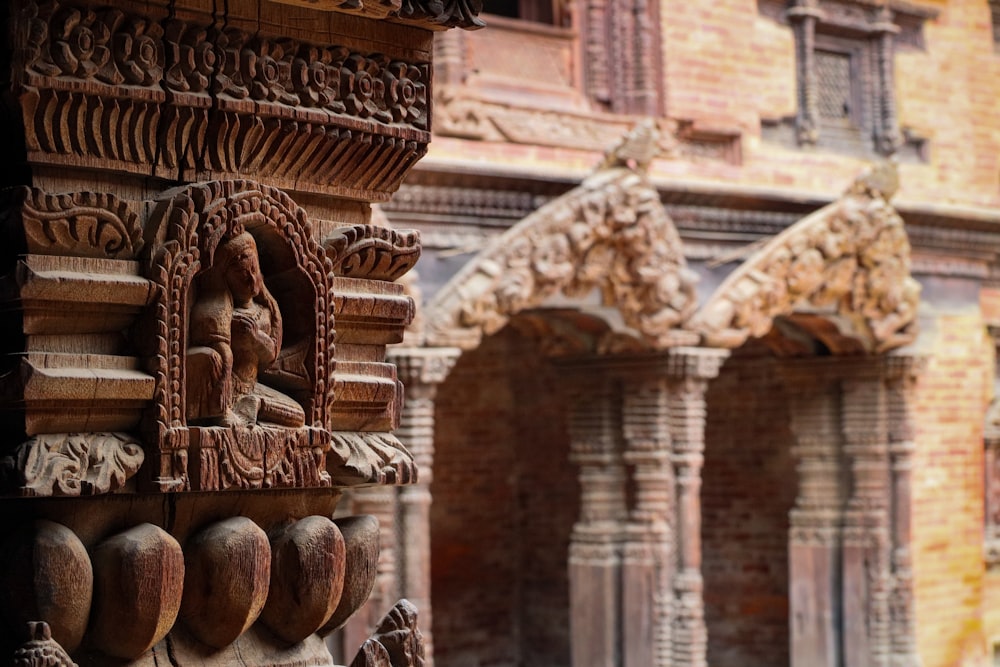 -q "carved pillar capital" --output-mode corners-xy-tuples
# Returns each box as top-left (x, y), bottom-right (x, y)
(389, 347), (461, 392)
